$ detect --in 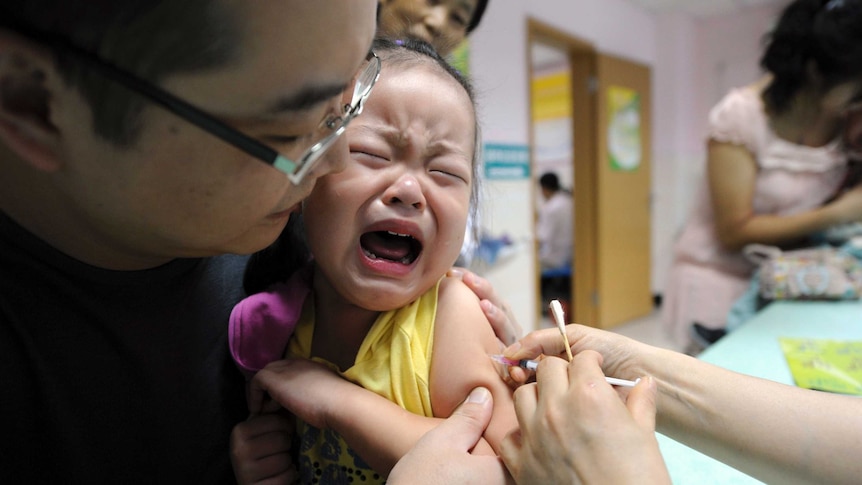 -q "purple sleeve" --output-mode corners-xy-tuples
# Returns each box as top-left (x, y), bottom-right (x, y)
(228, 275), (310, 379)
